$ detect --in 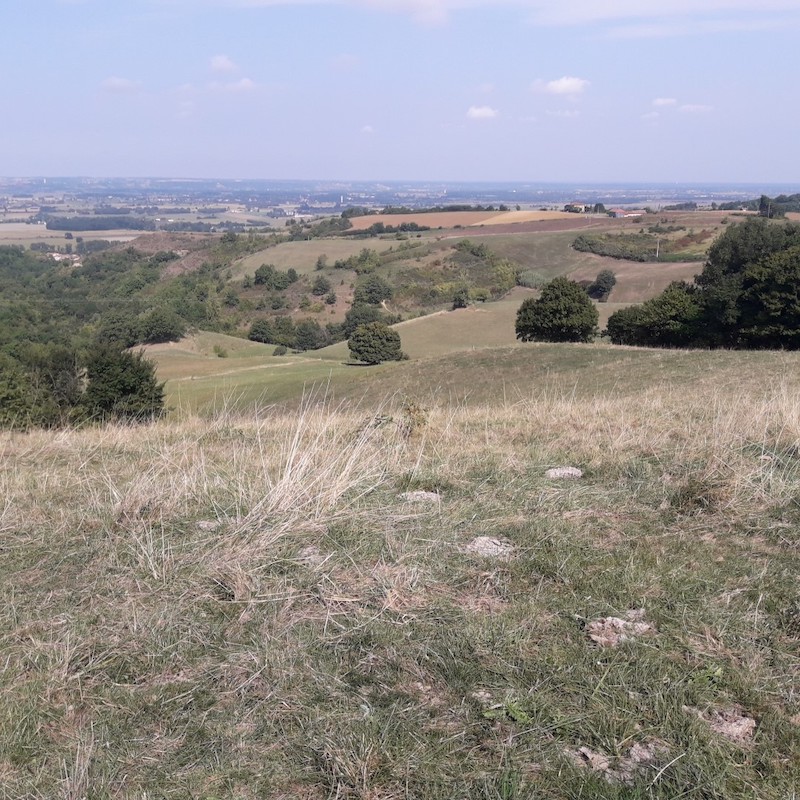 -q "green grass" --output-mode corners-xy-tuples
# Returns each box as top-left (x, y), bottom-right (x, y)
(232, 237), (405, 278)
(3, 349), (800, 797)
